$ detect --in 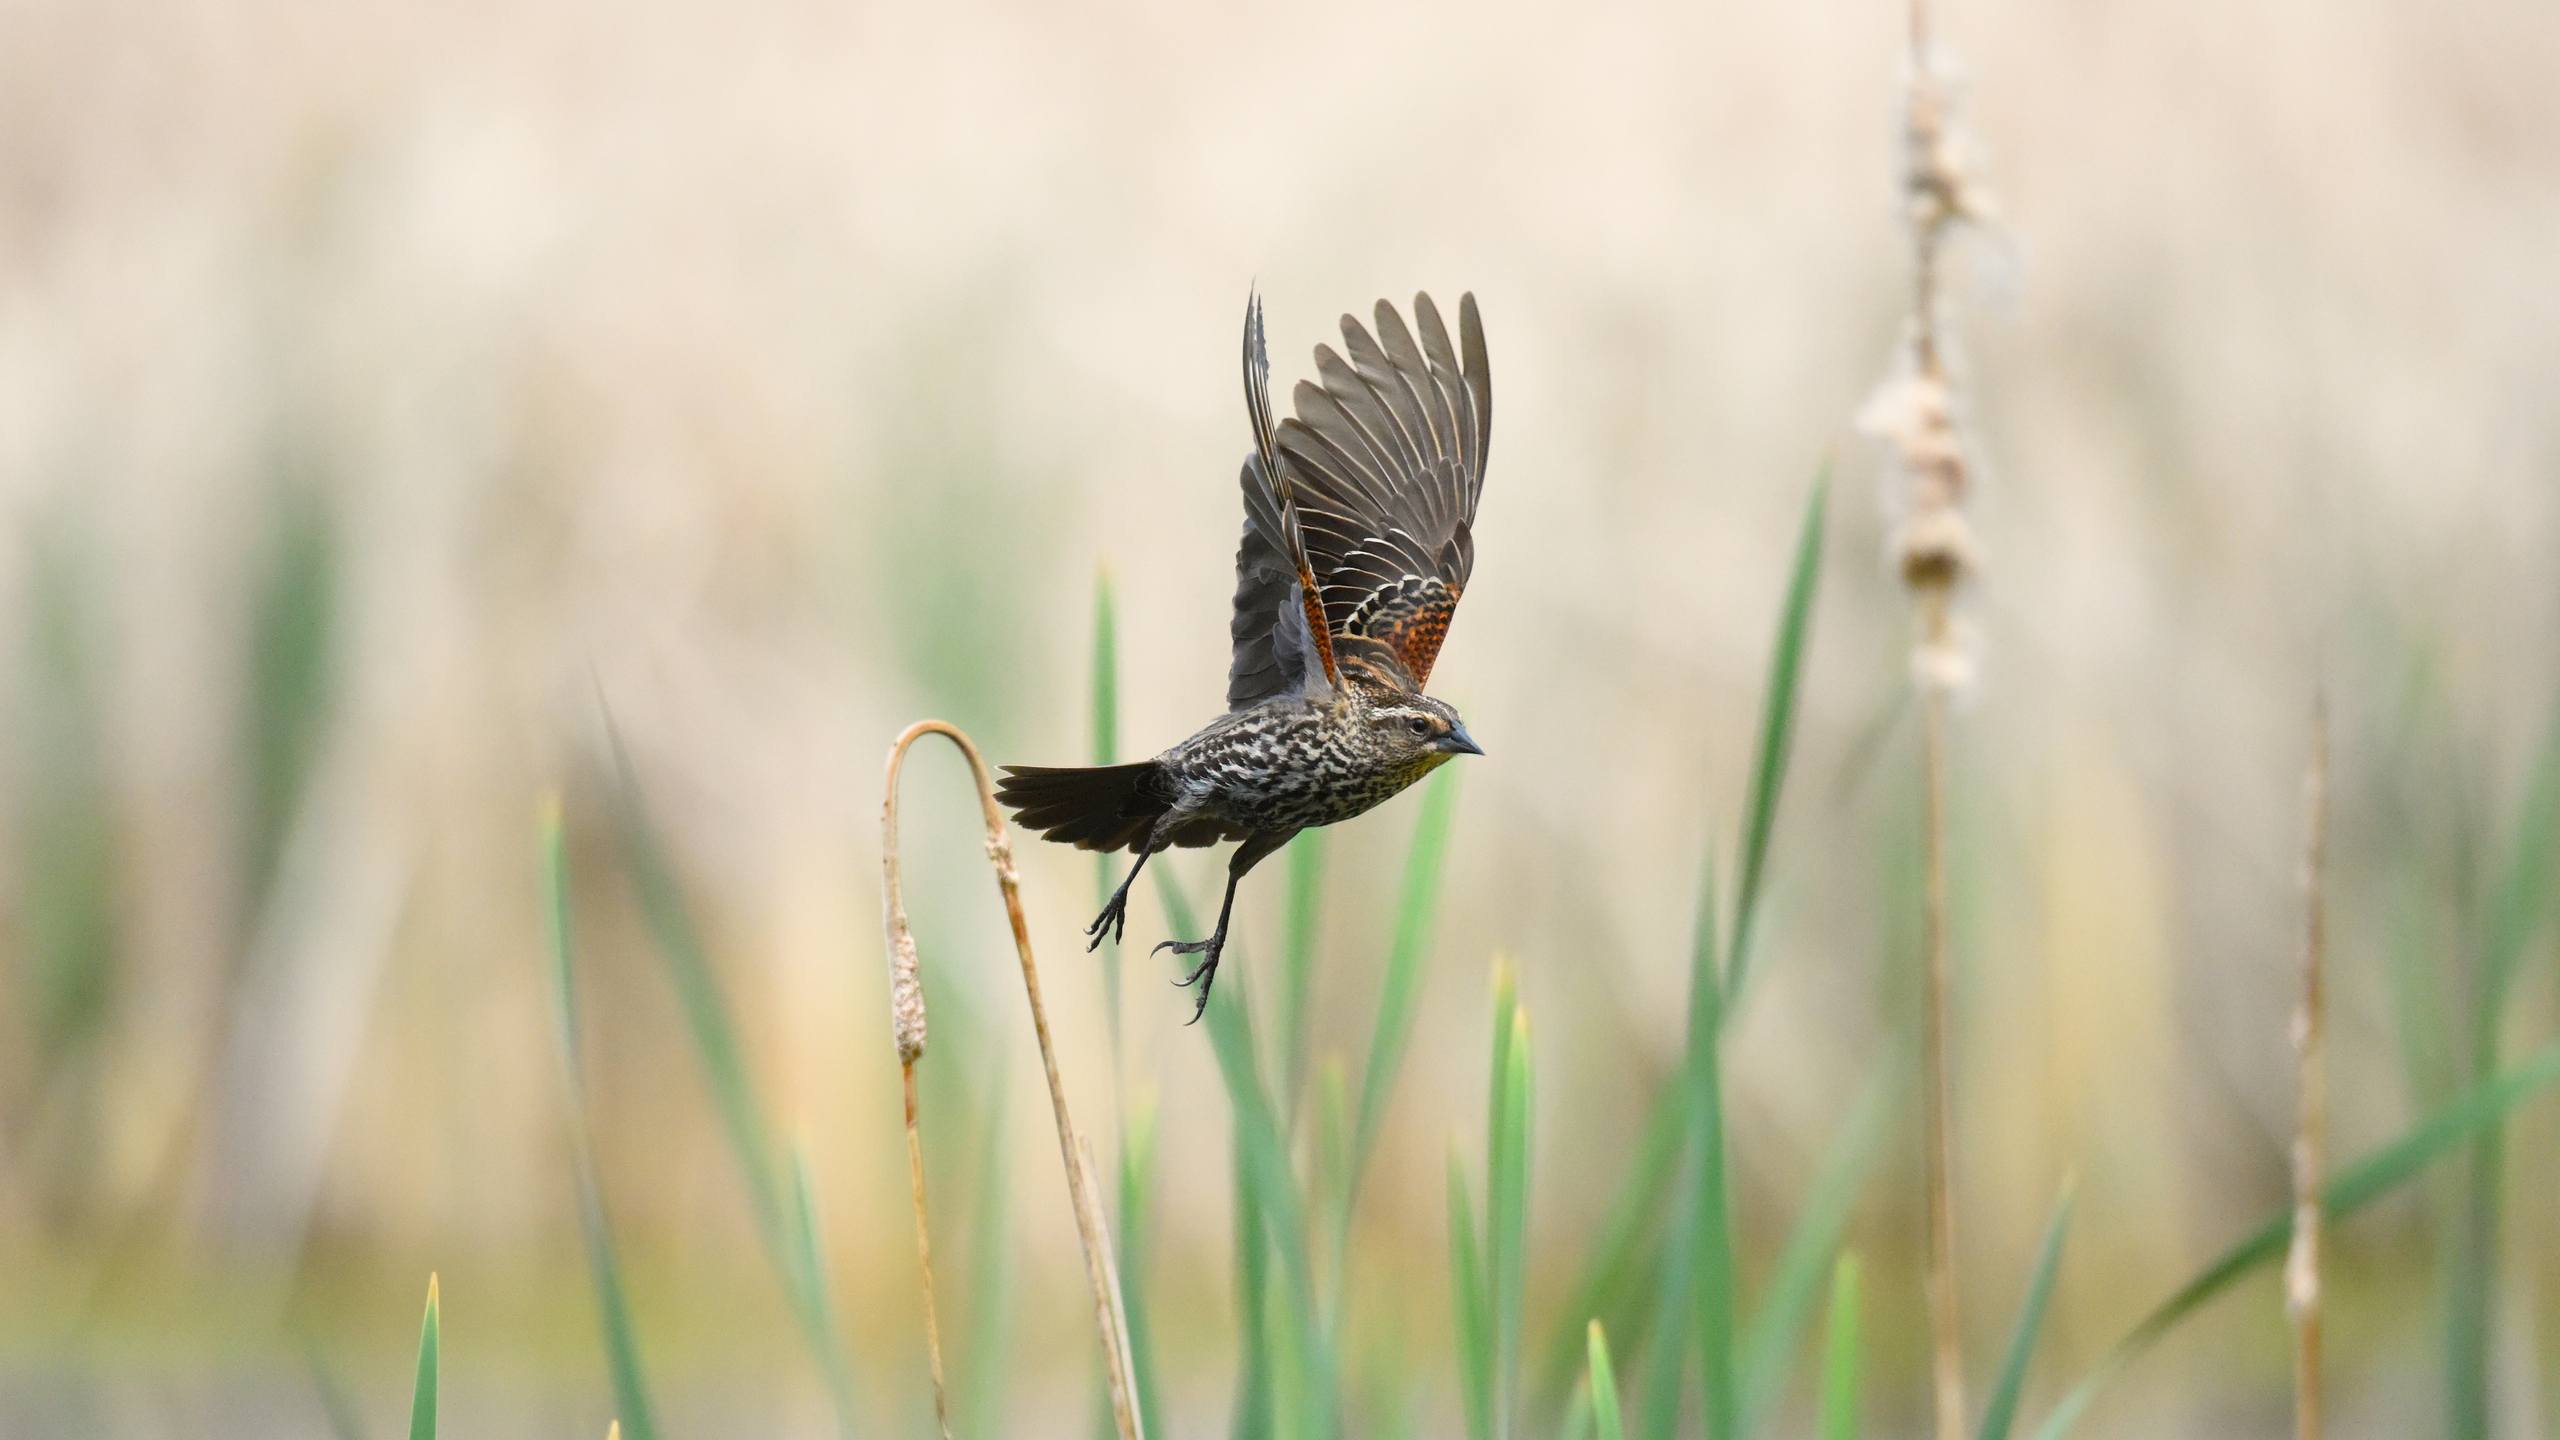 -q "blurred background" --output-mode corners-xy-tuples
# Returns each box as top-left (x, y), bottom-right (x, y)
(3, 0), (2557, 1433)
